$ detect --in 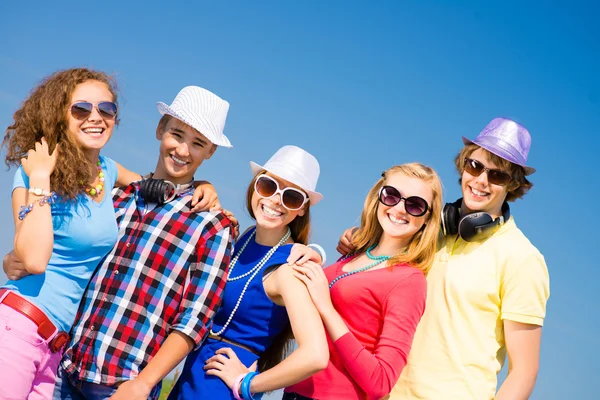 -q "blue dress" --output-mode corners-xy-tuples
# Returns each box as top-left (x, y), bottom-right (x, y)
(169, 227), (292, 399)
